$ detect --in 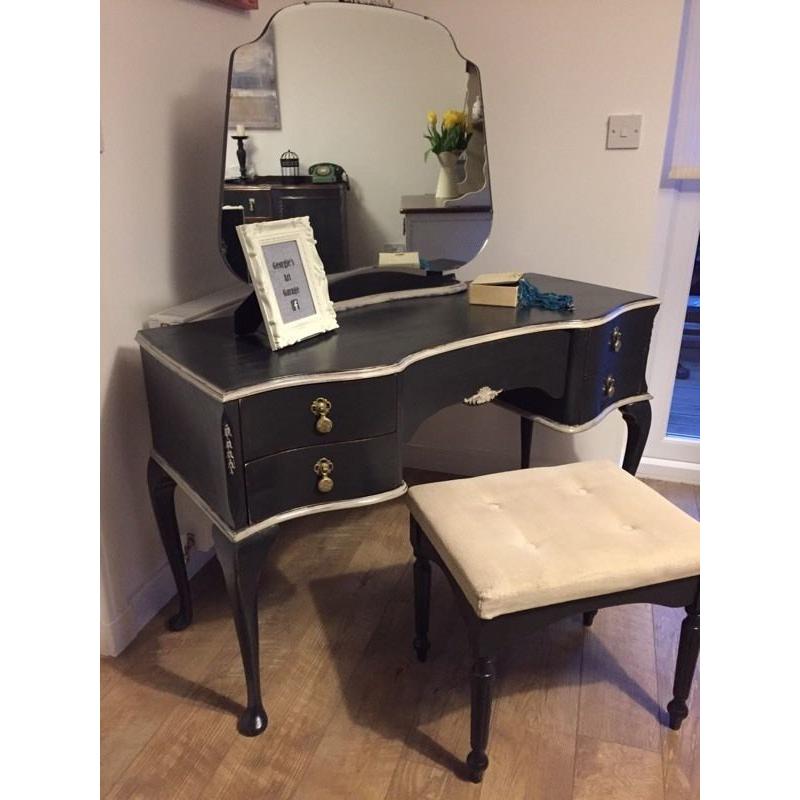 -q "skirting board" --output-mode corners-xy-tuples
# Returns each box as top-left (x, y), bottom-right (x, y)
(100, 548), (214, 657)
(637, 456), (700, 485)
